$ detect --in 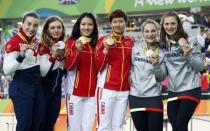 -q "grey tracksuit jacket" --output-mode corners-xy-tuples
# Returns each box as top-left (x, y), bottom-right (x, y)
(164, 37), (205, 94)
(130, 42), (166, 97)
